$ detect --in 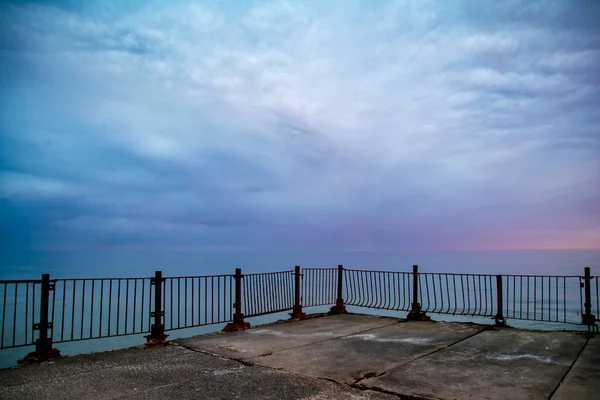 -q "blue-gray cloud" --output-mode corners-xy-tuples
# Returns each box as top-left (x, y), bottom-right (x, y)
(1, 0), (599, 251)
